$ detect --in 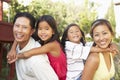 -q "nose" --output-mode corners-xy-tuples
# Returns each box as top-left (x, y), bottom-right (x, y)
(41, 29), (46, 34)
(99, 34), (104, 41)
(17, 27), (23, 32)
(15, 26), (23, 32)
(73, 31), (78, 35)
